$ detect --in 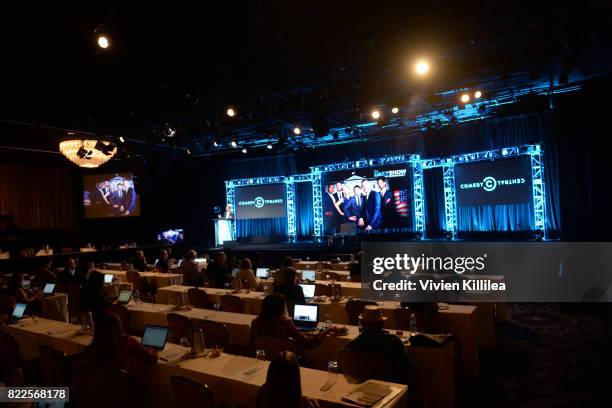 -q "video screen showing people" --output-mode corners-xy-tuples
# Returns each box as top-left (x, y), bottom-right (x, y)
(83, 173), (140, 218)
(157, 228), (184, 244)
(322, 166), (413, 235)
